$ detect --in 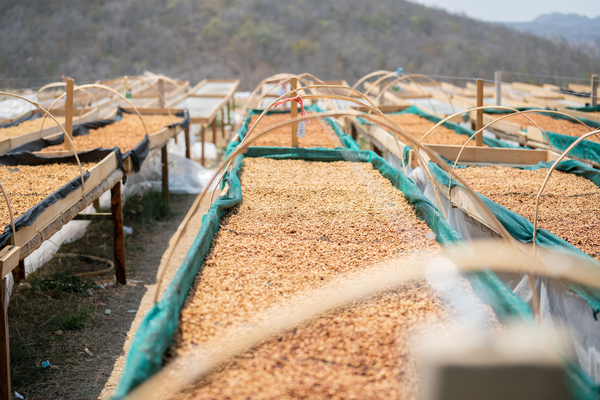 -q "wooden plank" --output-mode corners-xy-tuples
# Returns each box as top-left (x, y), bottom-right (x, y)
(0, 246), (20, 280)
(476, 78), (483, 146)
(158, 79), (165, 108)
(291, 77), (299, 148)
(556, 107), (600, 124)
(111, 182), (126, 285)
(0, 277), (10, 400)
(184, 126), (191, 159)
(424, 144), (551, 165)
(13, 152), (119, 254)
(63, 79), (74, 151)
(592, 74), (598, 107)
(120, 107), (184, 115)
